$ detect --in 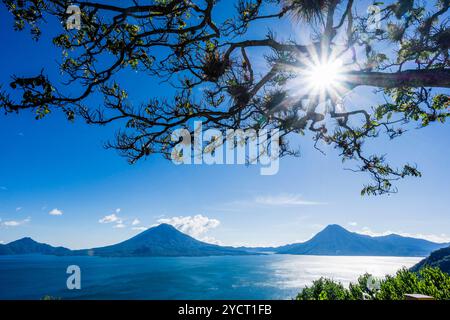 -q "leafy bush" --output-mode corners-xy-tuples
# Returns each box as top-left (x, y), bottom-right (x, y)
(297, 278), (350, 300)
(296, 267), (450, 300)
